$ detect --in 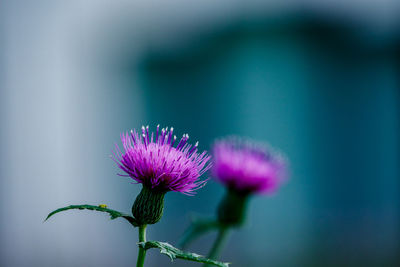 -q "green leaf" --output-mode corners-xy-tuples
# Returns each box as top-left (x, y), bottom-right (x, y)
(45, 204), (139, 227)
(139, 241), (229, 267)
(180, 218), (221, 249)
